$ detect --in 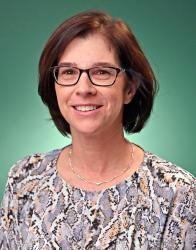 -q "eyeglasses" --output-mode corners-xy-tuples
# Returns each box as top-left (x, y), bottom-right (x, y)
(50, 66), (126, 86)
